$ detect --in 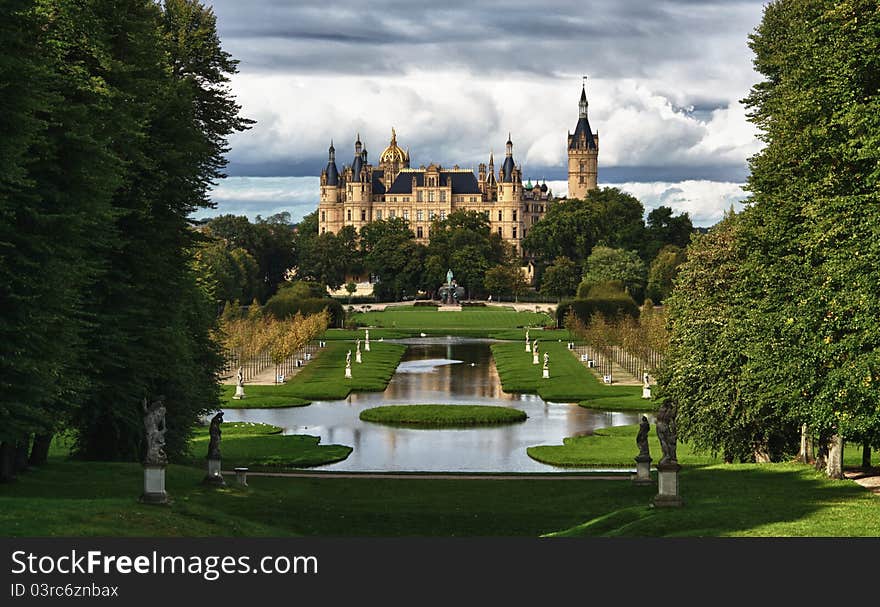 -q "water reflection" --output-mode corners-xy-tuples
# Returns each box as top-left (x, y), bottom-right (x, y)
(223, 338), (644, 472)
